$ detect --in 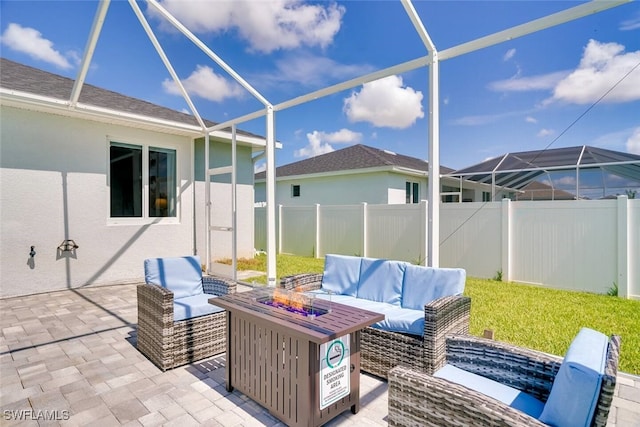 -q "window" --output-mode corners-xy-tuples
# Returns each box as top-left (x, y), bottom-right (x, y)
(406, 181), (419, 204)
(110, 142), (176, 219)
(292, 184), (301, 197)
(482, 191), (492, 202)
(149, 148), (176, 217)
